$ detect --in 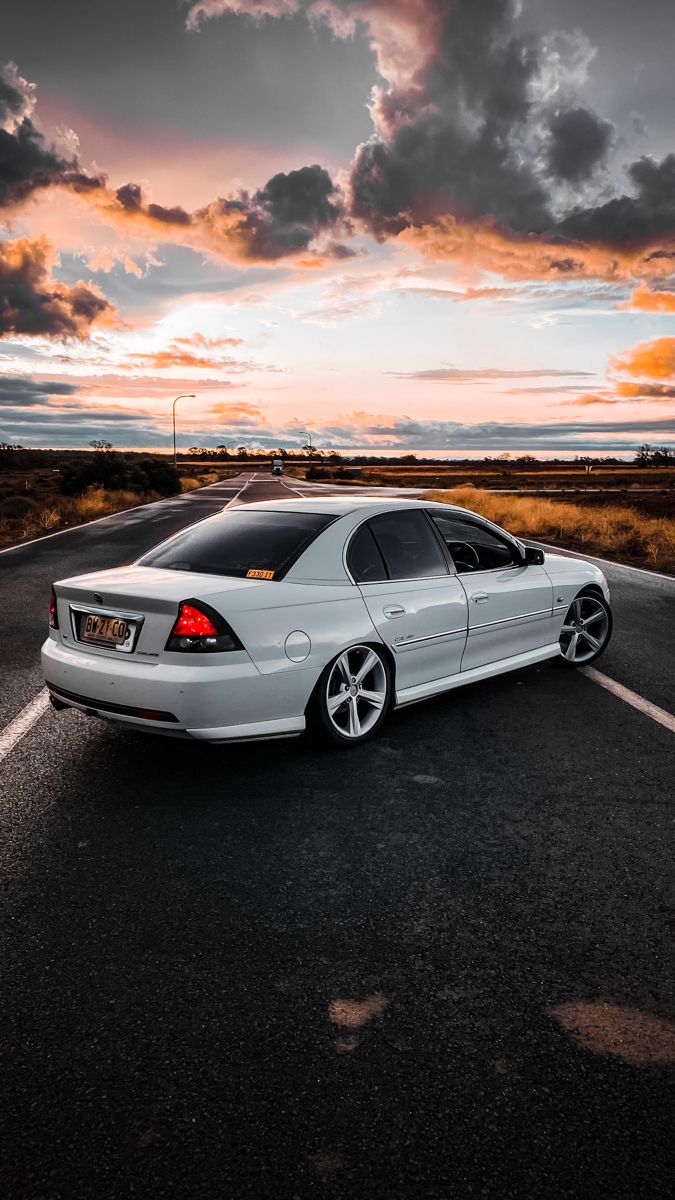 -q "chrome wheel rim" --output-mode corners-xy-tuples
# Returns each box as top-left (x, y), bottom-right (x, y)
(325, 645), (388, 740)
(559, 596), (609, 664)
